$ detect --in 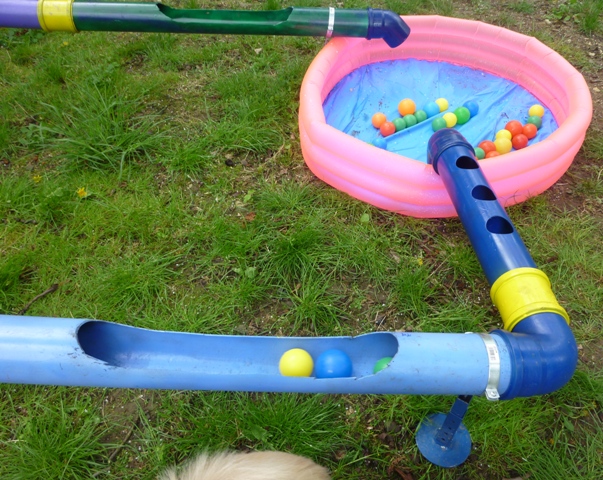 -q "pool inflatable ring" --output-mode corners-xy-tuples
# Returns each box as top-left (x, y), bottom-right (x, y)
(299, 15), (592, 218)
